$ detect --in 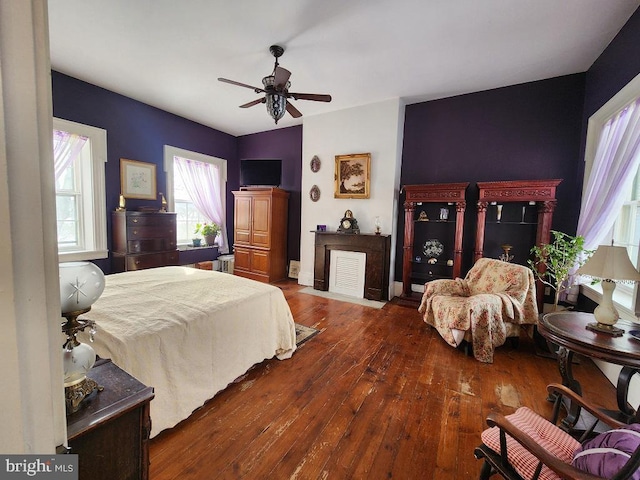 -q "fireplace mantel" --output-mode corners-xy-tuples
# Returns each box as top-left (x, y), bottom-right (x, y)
(313, 232), (391, 301)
